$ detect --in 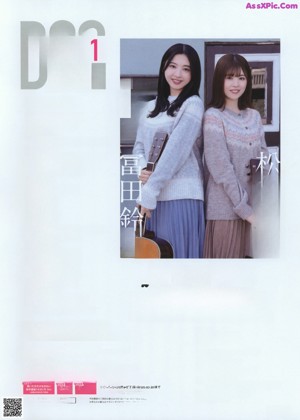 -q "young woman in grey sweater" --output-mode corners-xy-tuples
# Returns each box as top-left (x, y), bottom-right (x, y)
(133, 44), (205, 258)
(203, 53), (269, 258)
